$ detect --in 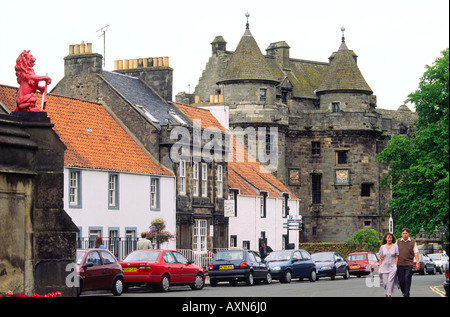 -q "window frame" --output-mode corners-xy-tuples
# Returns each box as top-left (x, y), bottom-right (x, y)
(69, 169), (82, 208)
(216, 165), (223, 198)
(201, 163), (208, 197)
(108, 173), (119, 209)
(193, 162), (199, 197)
(150, 177), (160, 210)
(179, 160), (186, 195)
